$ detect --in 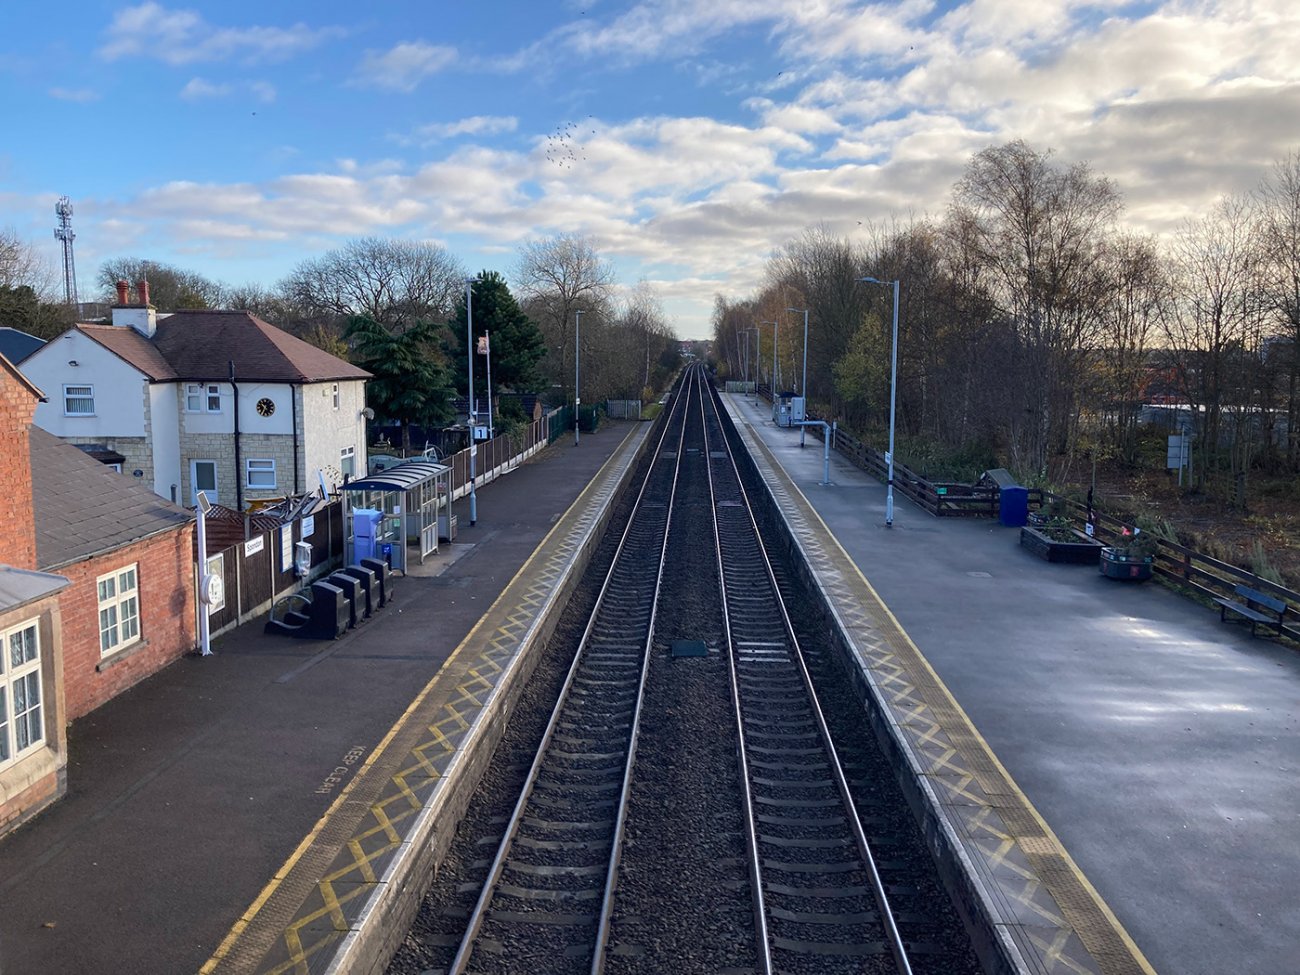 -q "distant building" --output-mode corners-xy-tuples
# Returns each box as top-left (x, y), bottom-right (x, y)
(22, 281), (371, 510)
